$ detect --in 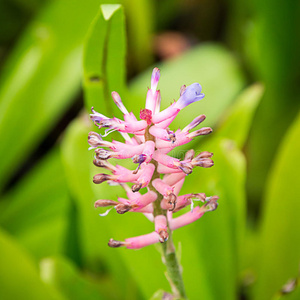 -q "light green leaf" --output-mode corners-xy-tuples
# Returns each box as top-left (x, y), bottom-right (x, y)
(0, 0), (101, 191)
(253, 111), (300, 300)
(0, 228), (65, 300)
(83, 4), (127, 114)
